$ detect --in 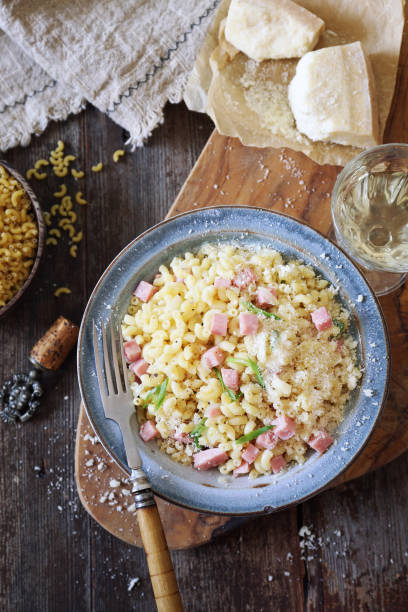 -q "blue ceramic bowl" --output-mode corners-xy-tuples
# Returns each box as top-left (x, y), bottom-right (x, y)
(77, 206), (389, 516)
